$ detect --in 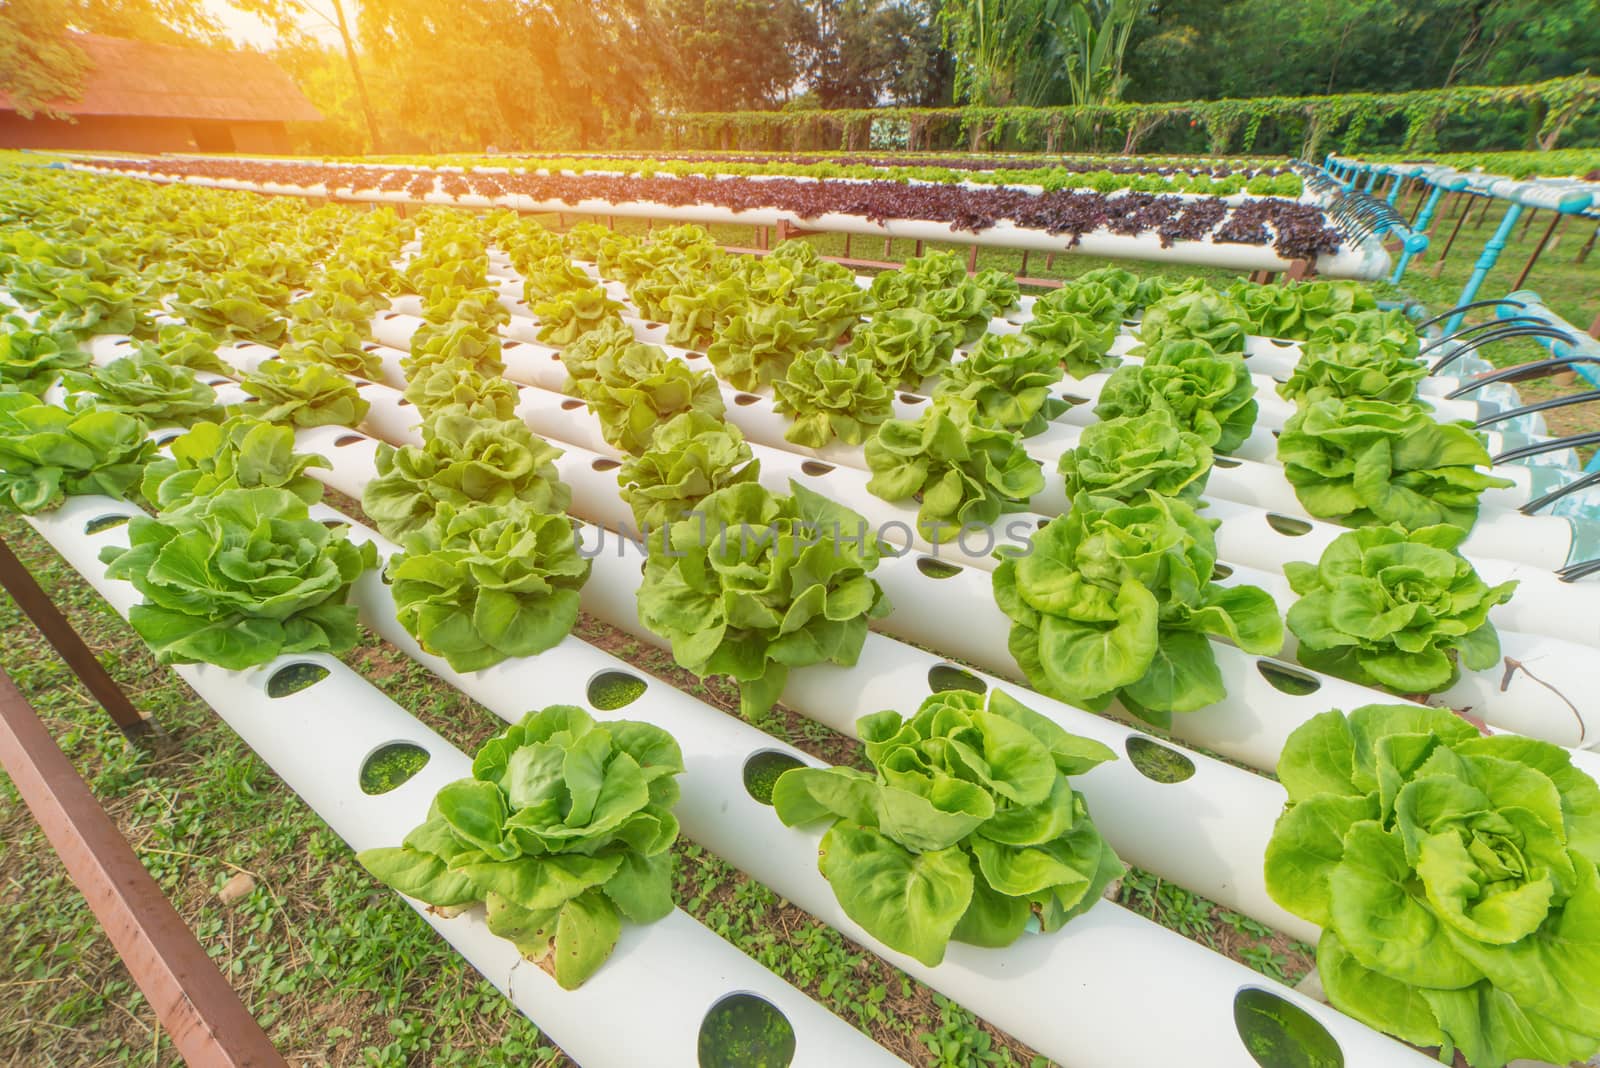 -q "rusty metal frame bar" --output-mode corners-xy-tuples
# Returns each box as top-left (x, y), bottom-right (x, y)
(0, 666), (288, 1068)
(0, 534), (154, 743)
